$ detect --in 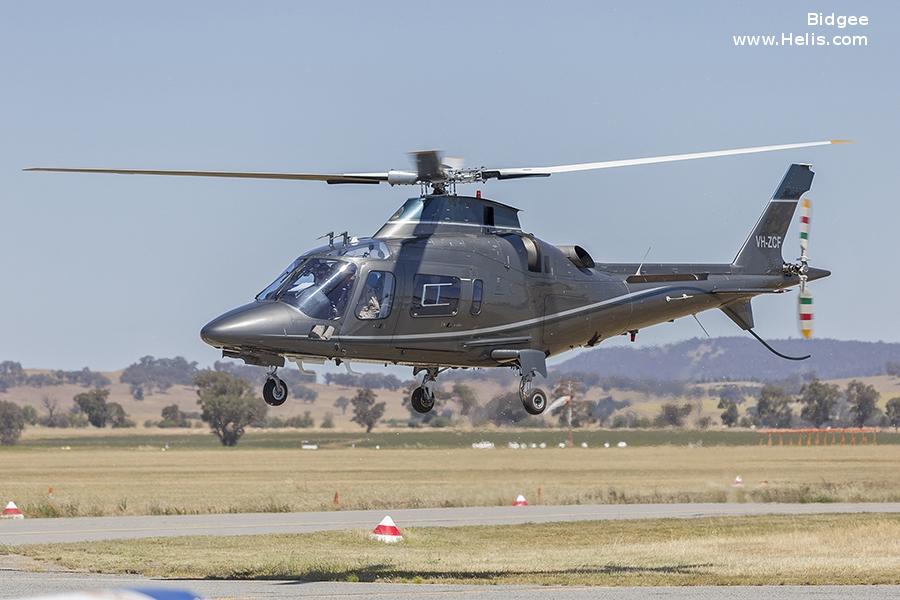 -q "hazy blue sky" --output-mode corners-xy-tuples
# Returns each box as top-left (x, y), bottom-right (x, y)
(2, 2), (897, 370)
